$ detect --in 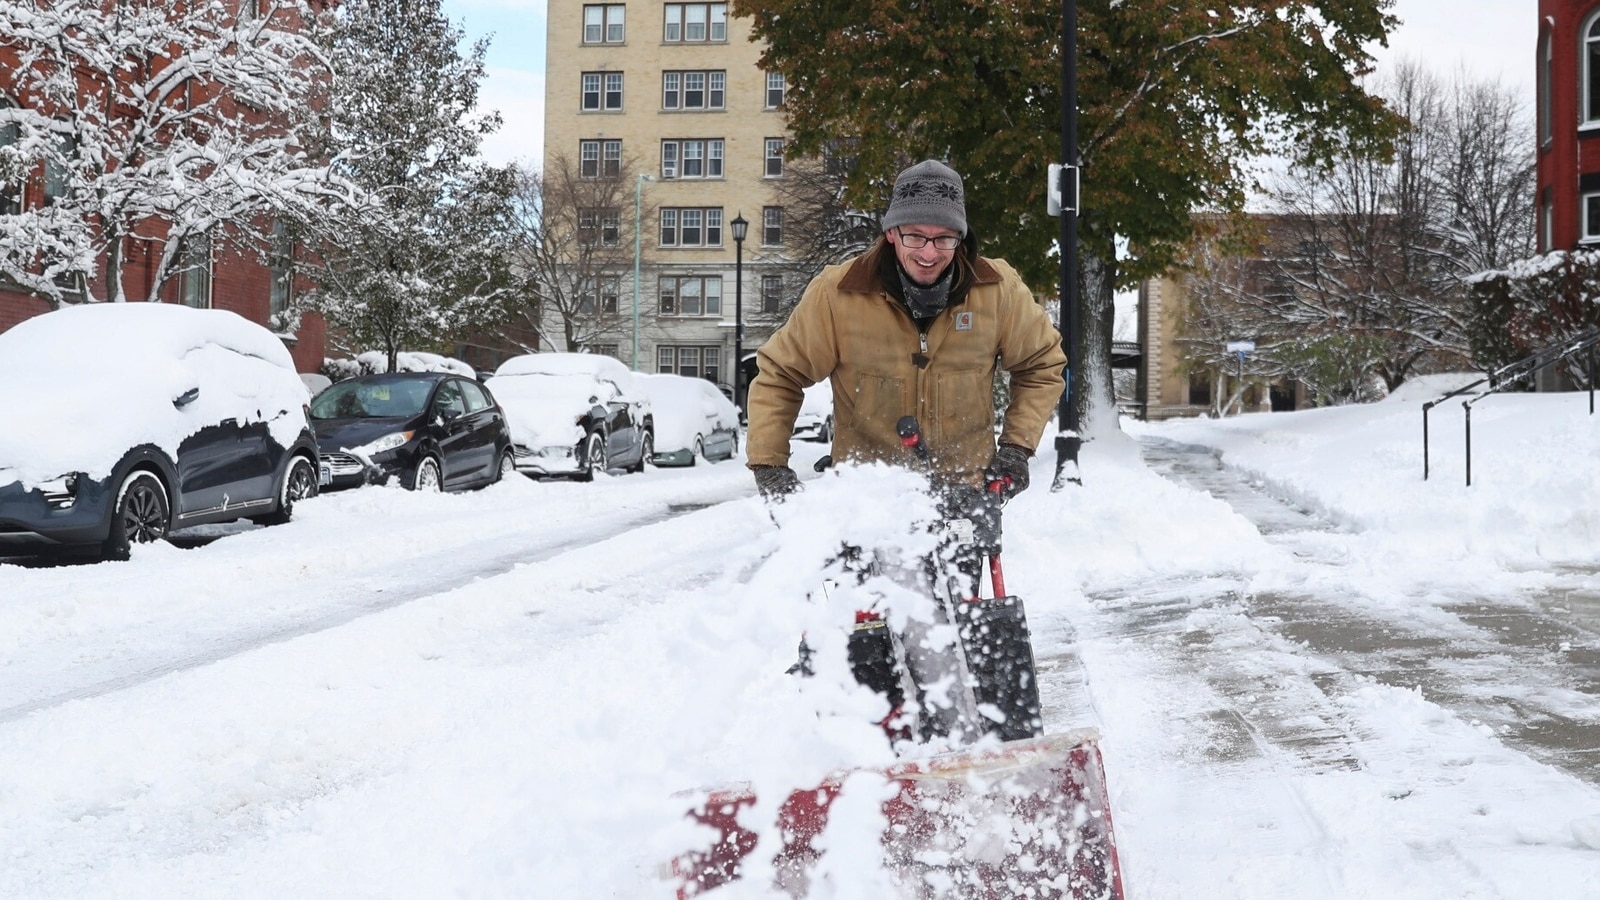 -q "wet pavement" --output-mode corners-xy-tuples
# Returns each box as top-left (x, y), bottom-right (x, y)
(1082, 438), (1600, 784)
